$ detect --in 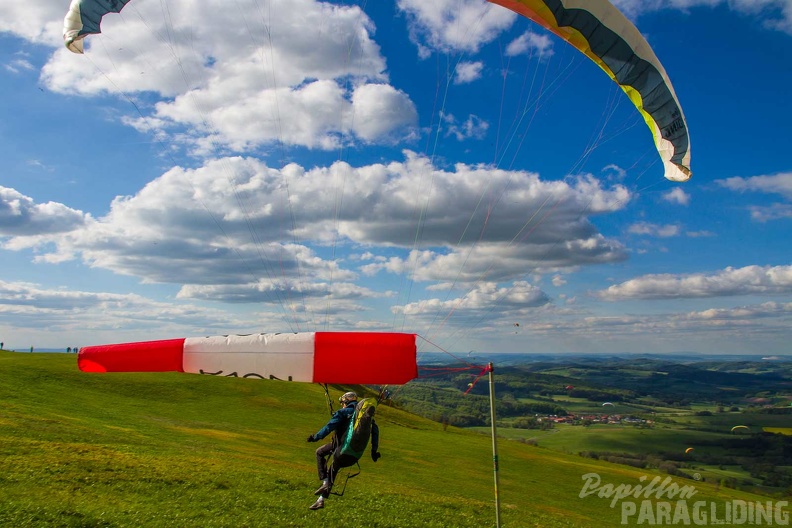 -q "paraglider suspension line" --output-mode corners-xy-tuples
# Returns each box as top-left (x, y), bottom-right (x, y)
(321, 383), (335, 415)
(329, 461), (361, 497)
